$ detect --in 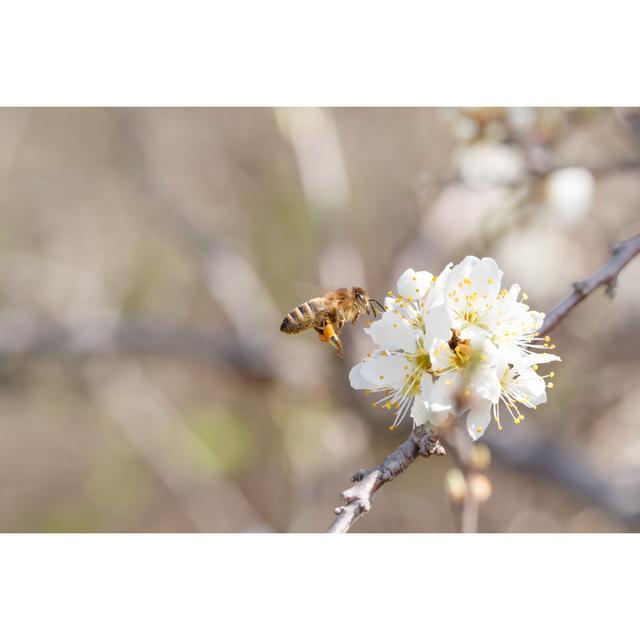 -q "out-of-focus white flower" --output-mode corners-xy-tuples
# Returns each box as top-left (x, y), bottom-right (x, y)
(544, 166), (595, 225)
(459, 142), (527, 188)
(349, 257), (560, 440)
(506, 107), (537, 132)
